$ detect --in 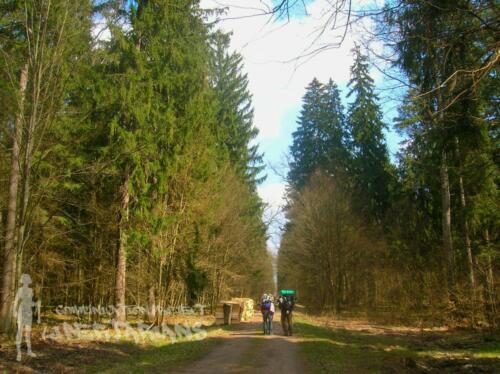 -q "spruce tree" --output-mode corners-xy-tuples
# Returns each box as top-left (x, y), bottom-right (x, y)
(346, 46), (391, 222)
(0, 0), (273, 329)
(289, 78), (348, 188)
(289, 78), (325, 188)
(321, 79), (350, 177)
(210, 31), (264, 187)
(61, 0), (218, 322)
